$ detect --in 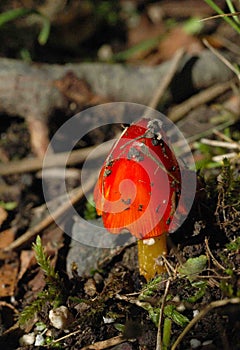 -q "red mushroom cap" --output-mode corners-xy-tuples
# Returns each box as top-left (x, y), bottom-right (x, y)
(94, 118), (181, 239)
